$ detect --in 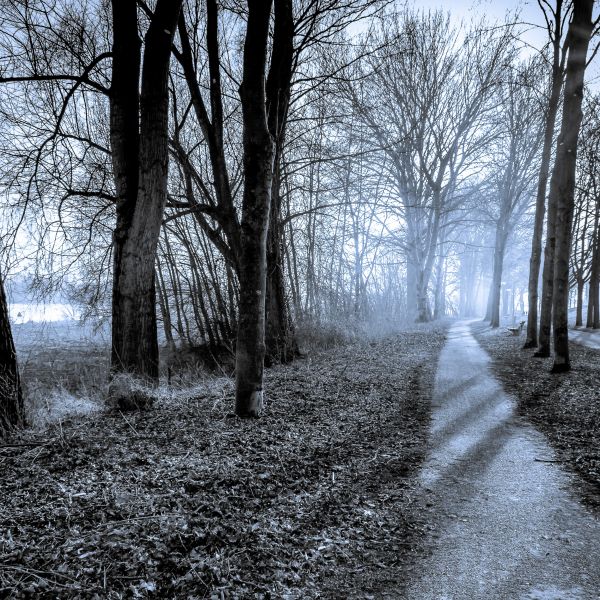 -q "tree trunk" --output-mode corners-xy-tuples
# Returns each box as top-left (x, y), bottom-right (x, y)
(489, 226), (507, 328)
(502, 285), (510, 317)
(235, 0), (275, 417)
(110, 0), (182, 397)
(109, 0), (141, 376)
(156, 264), (176, 352)
(406, 252), (418, 320)
(537, 201), (559, 355)
(551, 0), (594, 372)
(264, 0), (296, 365)
(524, 1), (566, 348)
(587, 207), (600, 328)
(416, 269), (431, 323)
(575, 277), (584, 327)
(0, 272), (23, 436)
(265, 155), (298, 365)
